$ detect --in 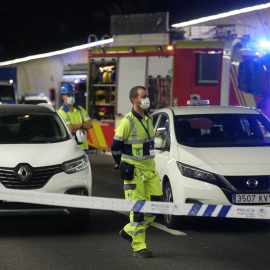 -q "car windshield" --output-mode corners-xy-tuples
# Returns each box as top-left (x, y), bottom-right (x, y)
(0, 85), (15, 101)
(174, 113), (270, 147)
(0, 112), (69, 144)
